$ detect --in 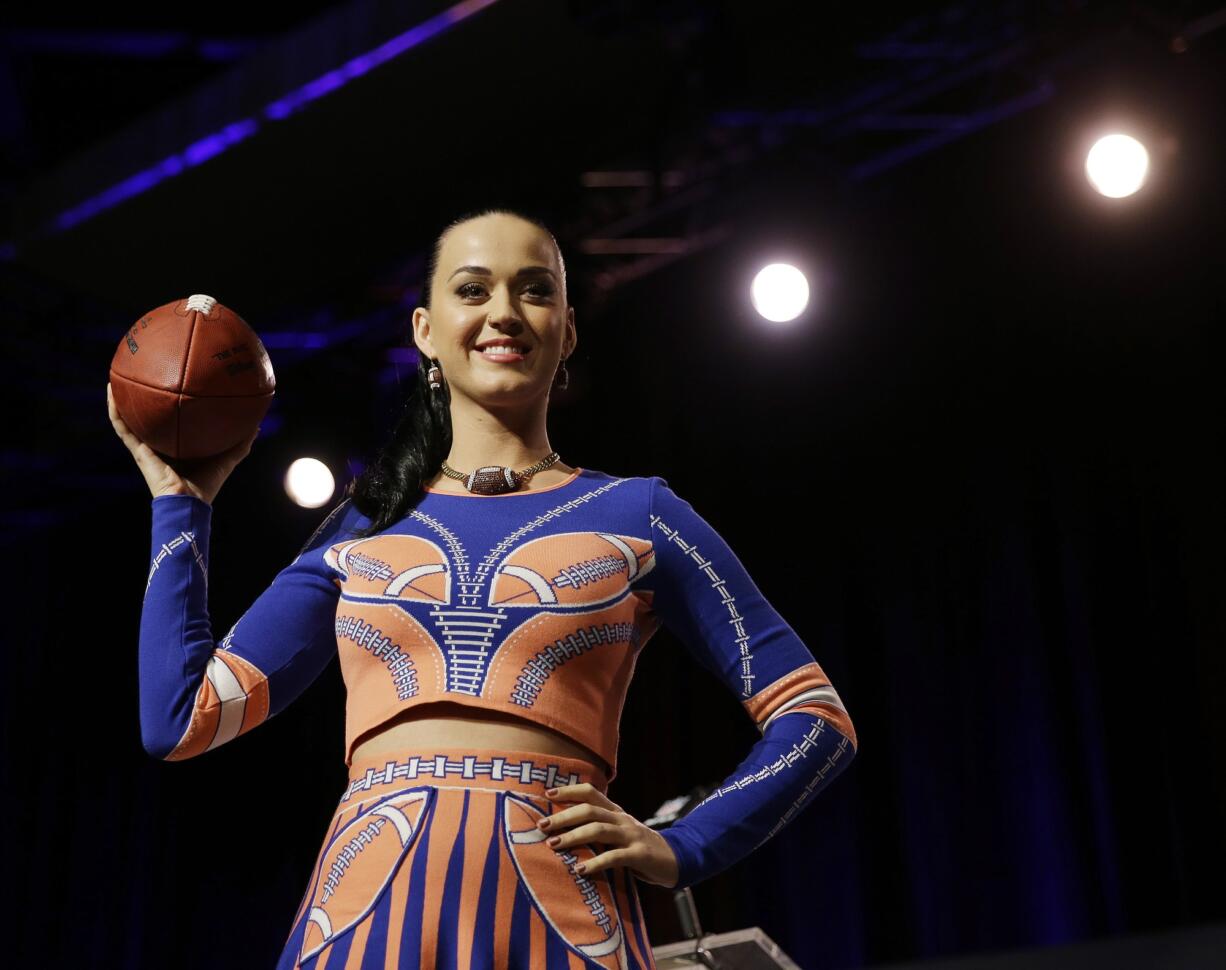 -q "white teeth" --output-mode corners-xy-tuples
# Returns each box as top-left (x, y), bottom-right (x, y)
(479, 345), (526, 355)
